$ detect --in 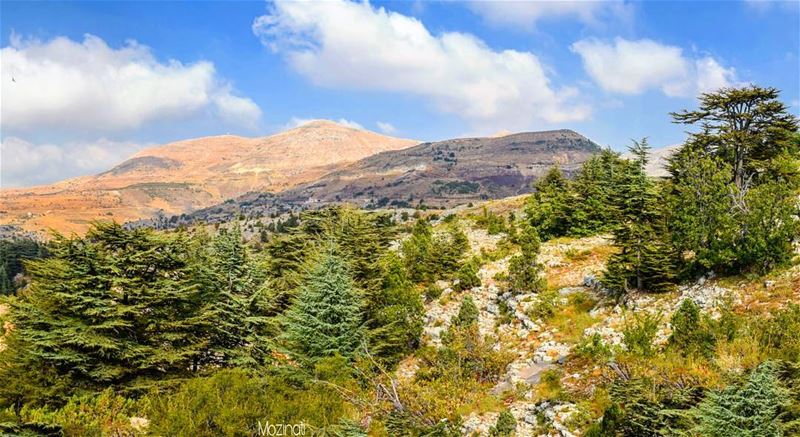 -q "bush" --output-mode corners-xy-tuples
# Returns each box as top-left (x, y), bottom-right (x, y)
(622, 311), (661, 357)
(489, 410), (517, 436)
(453, 296), (479, 328)
(424, 283), (443, 301)
(454, 259), (481, 292)
(575, 333), (613, 362)
(669, 299), (716, 358)
(144, 367), (353, 436)
(526, 290), (559, 321)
